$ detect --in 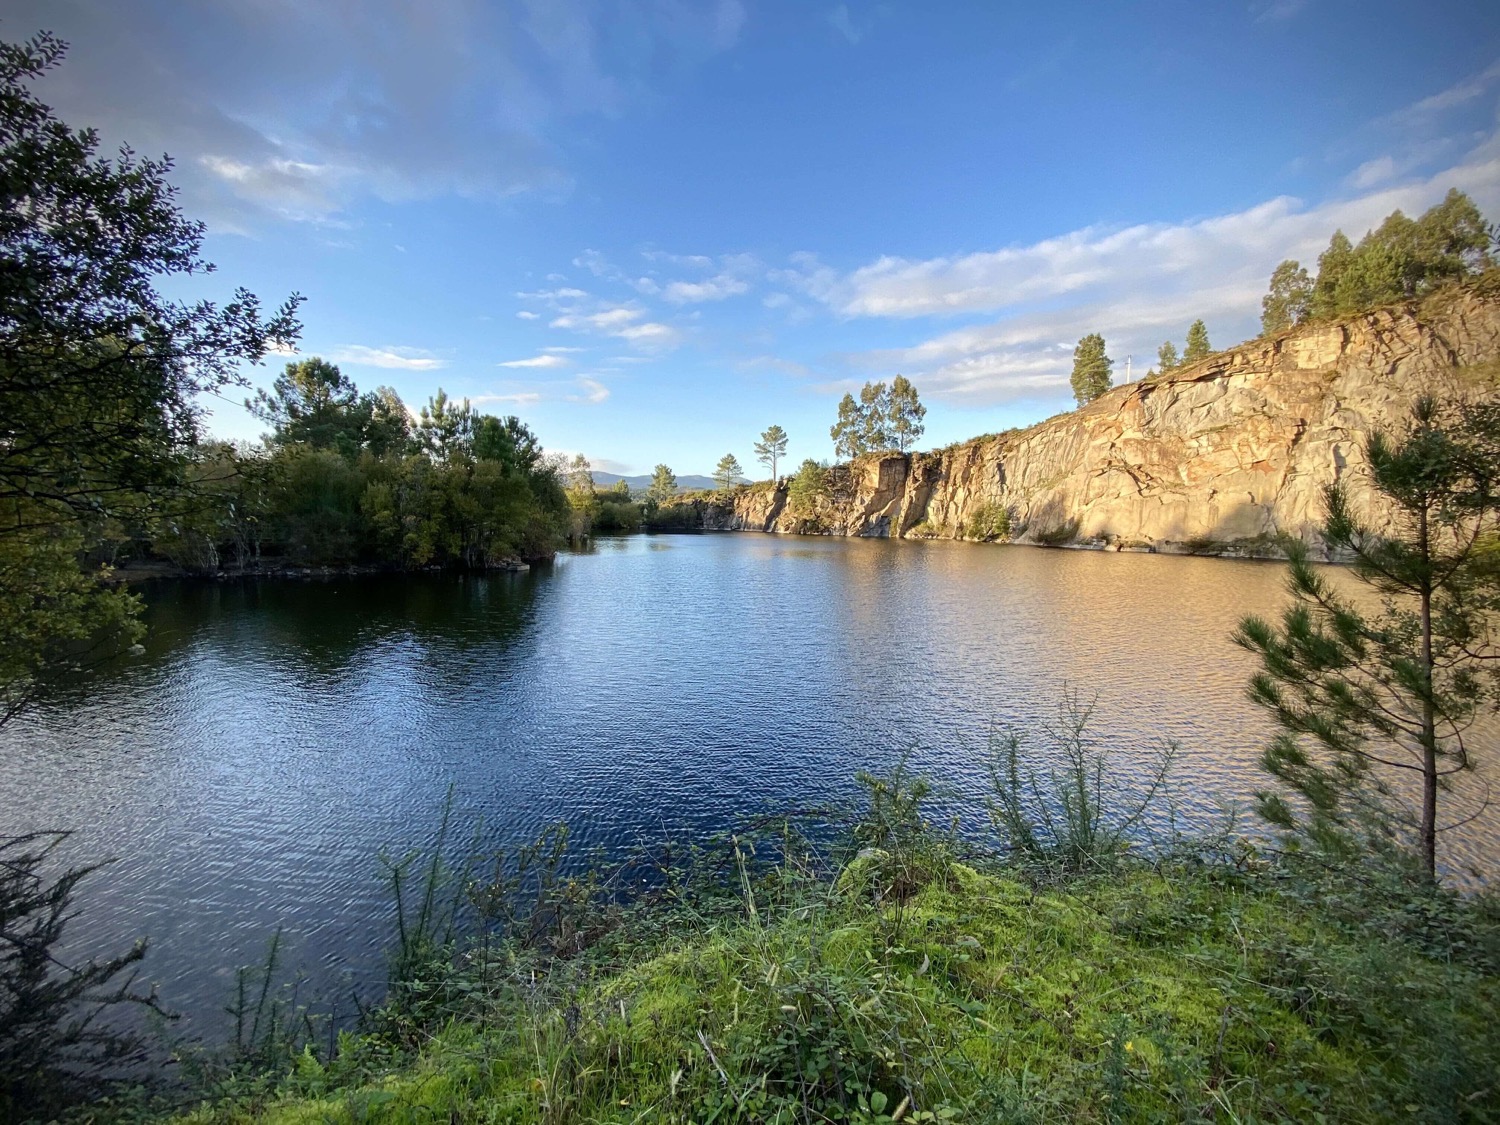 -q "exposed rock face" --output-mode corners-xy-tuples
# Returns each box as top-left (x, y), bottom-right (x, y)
(668, 289), (1500, 555)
